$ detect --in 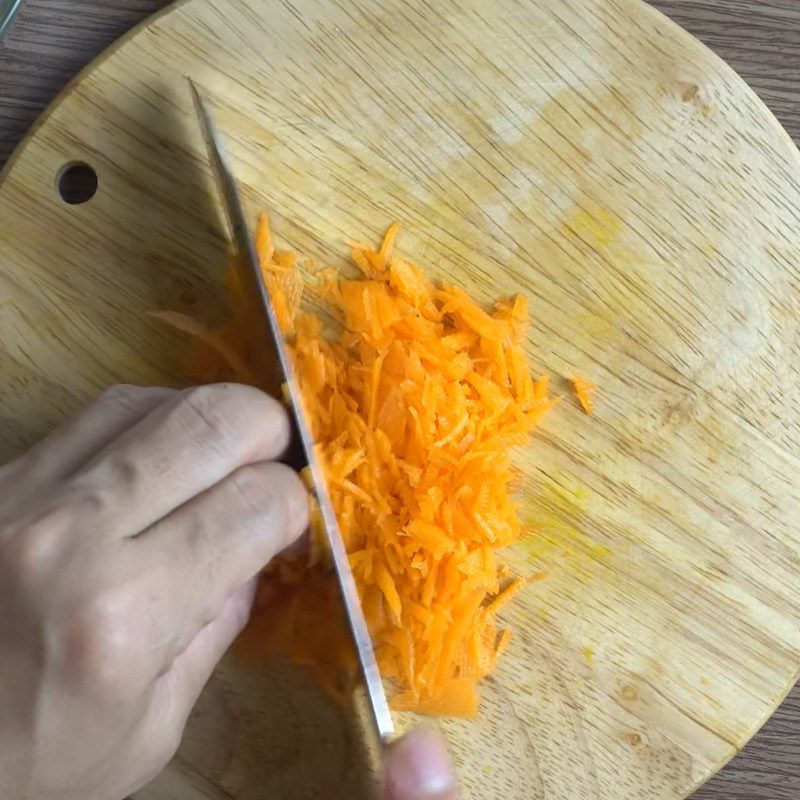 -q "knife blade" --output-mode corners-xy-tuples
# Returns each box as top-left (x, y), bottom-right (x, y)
(188, 79), (395, 745)
(0, 0), (24, 40)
